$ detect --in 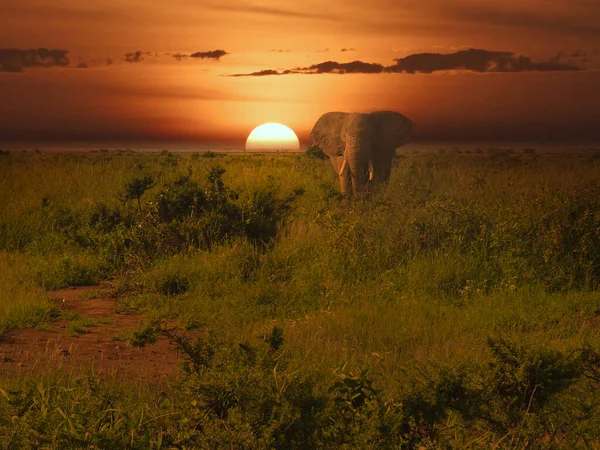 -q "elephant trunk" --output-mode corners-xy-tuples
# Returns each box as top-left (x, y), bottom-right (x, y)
(345, 135), (373, 195)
